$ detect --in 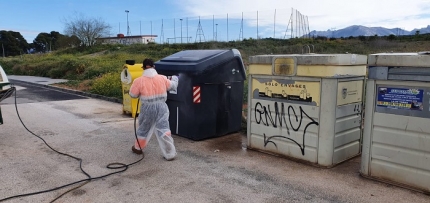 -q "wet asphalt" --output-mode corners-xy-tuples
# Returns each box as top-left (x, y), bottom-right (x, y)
(2, 80), (87, 104)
